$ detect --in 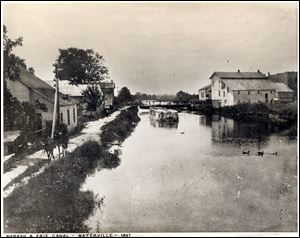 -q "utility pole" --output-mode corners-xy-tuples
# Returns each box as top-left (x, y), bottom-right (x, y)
(51, 68), (60, 138)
